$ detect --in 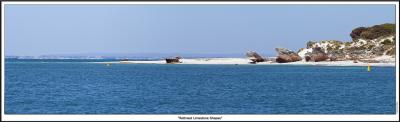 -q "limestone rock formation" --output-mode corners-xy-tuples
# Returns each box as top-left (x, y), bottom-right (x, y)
(275, 48), (302, 63)
(246, 51), (266, 63)
(304, 47), (329, 62)
(297, 23), (396, 63)
(350, 23), (395, 41)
